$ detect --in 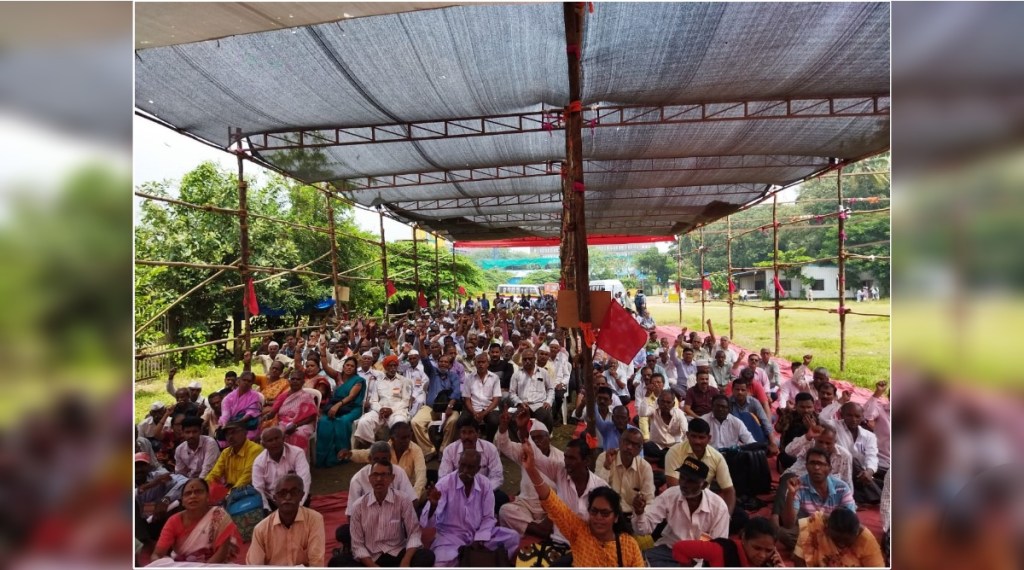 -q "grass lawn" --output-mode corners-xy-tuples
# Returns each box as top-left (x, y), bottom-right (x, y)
(646, 298), (890, 388)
